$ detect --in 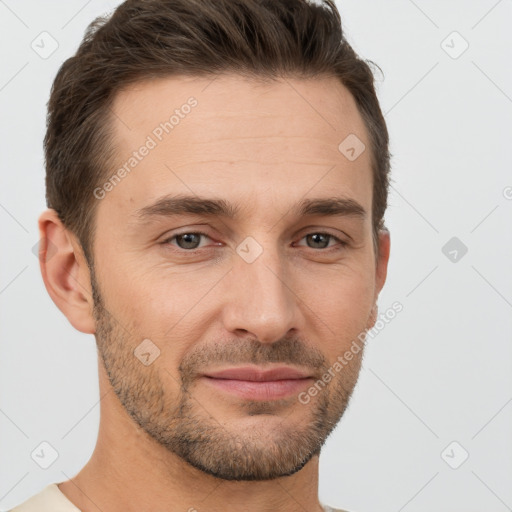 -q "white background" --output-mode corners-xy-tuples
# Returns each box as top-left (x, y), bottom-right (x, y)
(0, 1), (511, 511)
